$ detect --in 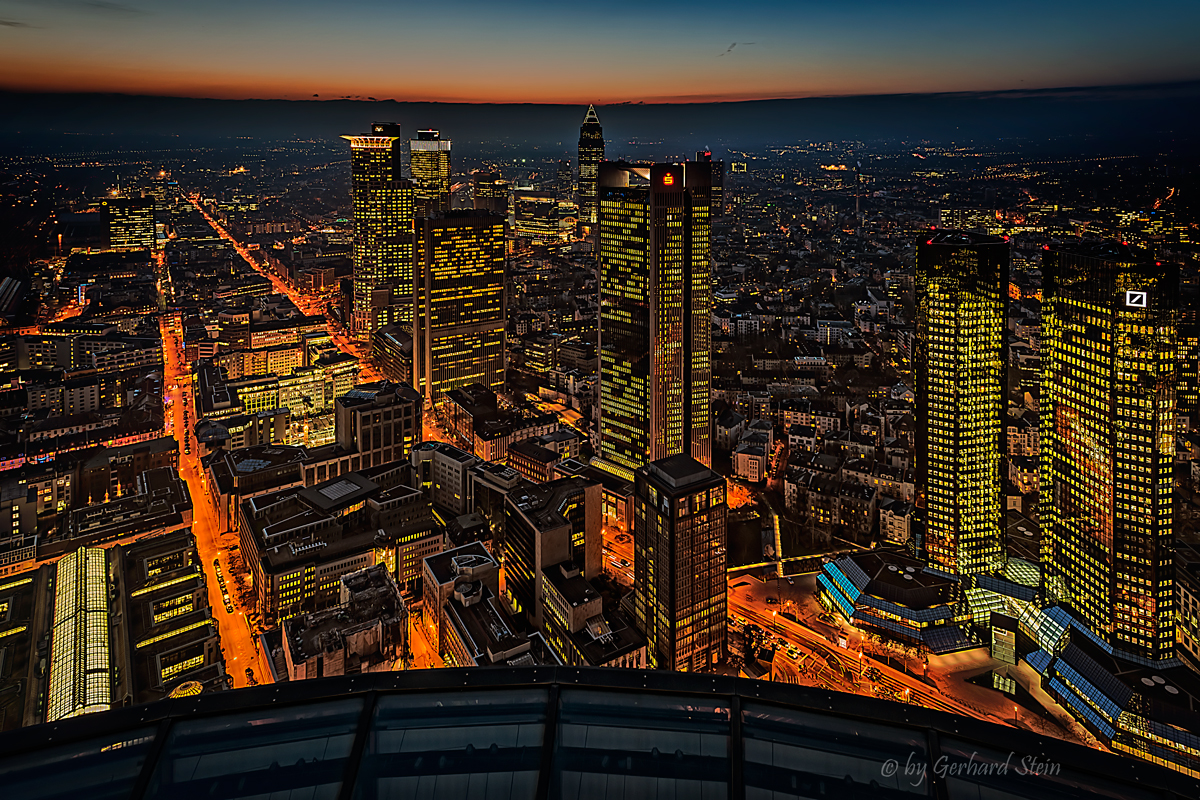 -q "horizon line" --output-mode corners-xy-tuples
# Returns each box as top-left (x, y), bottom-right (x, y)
(3, 78), (1200, 107)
